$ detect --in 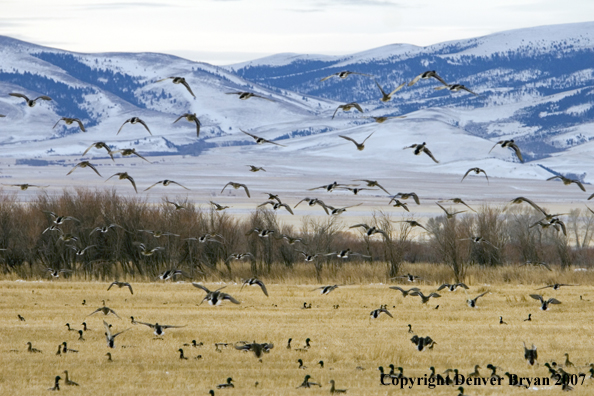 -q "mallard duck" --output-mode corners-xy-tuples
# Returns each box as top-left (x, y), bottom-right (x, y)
(221, 181), (250, 197)
(320, 70), (372, 81)
(297, 359), (307, 369)
(245, 228), (275, 238)
(240, 278), (269, 296)
(489, 139), (523, 162)
(240, 129), (285, 146)
(499, 316), (507, 325)
(65, 323), (77, 332)
(117, 117), (151, 135)
(404, 142), (439, 163)
(439, 198), (476, 212)
(297, 251), (320, 262)
(78, 330), (85, 341)
(276, 234), (305, 245)
(54, 117), (85, 132)
(87, 301), (121, 319)
(339, 132), (374, 151)
(375, 80), (406, 102)
(308, 181), (356, 192)
(467, 292), (489, 308)
(192, 283), (240, 306)
(66, 161), (102, 177)
(227, 91), (274, 101)
(234, 341), (273, 358)
(326, 249), (370, 259)
(392, 273), (422, 282)
(82, 141), (114, 160)
(46, 268), (72, 278)
(461, 167), (488, 183)
(408, 71), (448, 87)
(530, 294), (561, 310)
(332, 102), (363, 119)
(157, 76), (195, 98)
(326, 203), (363, 216)
(69, 244), (96, 256)
(393, 220), (429, 232)
(145, 179), (189, 191)
(44, 211), (80, 225)
(173, 113), (201, 137)
(391, 199), (409, 212)
(107, 281), (133, 294)
(105, 172), (138, 193)
(61, 342), (78, 353)
(9, 92), (52, 107)
(135, 243), (165, 256)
